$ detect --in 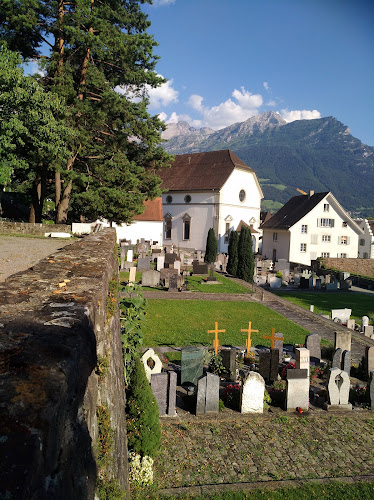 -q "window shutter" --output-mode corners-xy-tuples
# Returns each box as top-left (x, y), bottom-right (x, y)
(331, 219), (335, 228)
(347, 236), (350, 245)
